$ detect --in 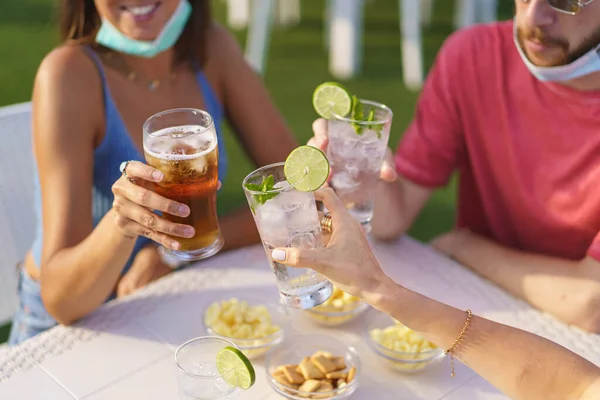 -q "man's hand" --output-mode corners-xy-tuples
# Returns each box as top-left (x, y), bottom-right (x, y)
(430, 228), (473, 257)
(116, 245), (172, 298)
(430, 229), (600, 333)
